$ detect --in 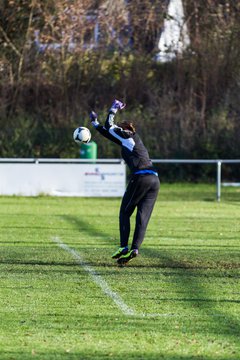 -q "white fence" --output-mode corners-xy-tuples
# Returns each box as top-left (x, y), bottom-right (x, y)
(0, 158), (239, 200)
(0, 158), (126, 197)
